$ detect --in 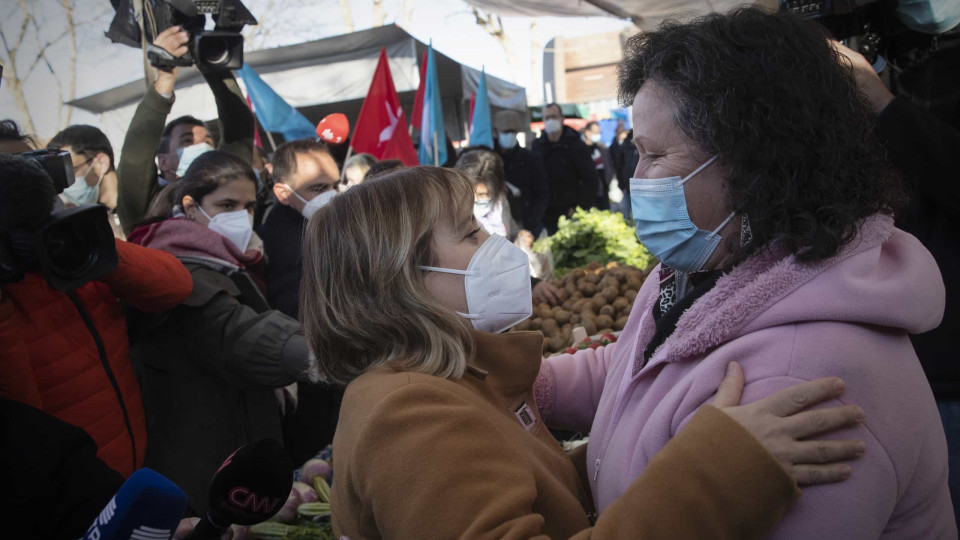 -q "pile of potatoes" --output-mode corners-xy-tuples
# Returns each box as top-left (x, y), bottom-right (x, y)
(510, 261), (649, 354)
